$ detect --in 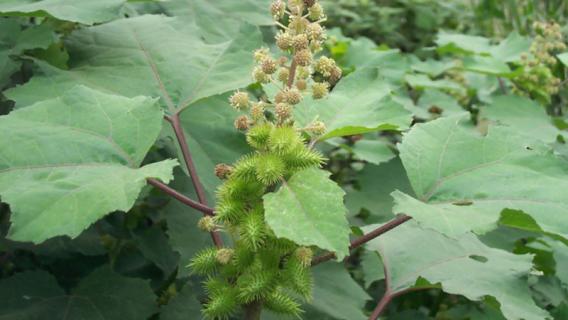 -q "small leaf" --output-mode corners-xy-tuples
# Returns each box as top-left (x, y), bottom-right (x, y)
(263, 168), (350, 259)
